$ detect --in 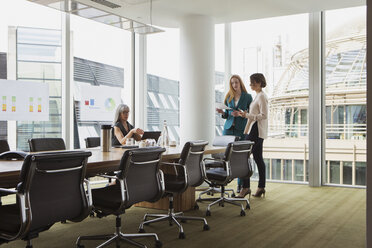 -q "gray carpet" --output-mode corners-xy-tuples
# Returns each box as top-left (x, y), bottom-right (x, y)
(1, 182), (366, 248)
